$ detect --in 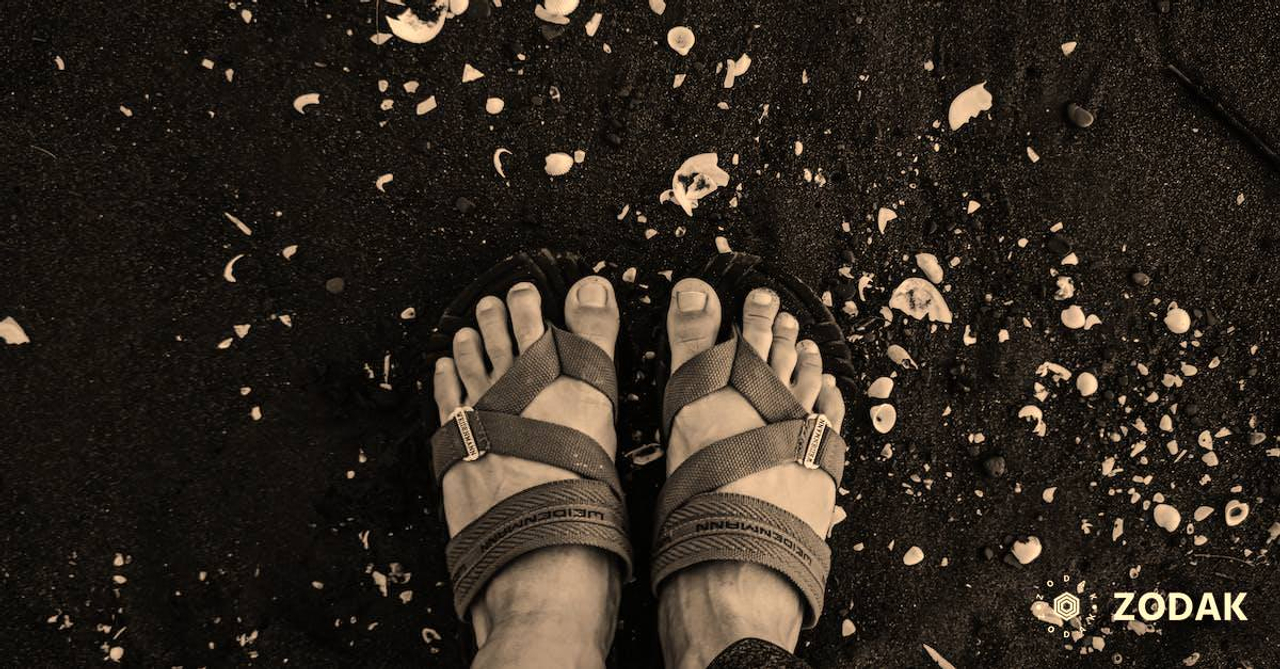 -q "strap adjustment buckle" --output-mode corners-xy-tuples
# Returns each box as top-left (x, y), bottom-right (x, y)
(797, 413), (832, 470)
(449, 406), (487, 461)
